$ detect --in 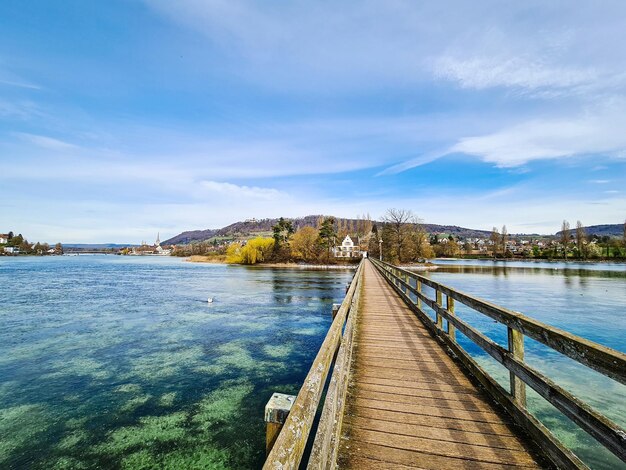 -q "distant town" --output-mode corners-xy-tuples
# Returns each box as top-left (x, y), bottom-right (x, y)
(4, 213), (624, 263)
